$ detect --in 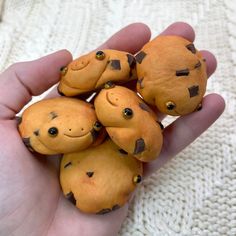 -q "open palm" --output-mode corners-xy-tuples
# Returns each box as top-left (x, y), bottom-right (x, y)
(0, 22), (225, 236)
